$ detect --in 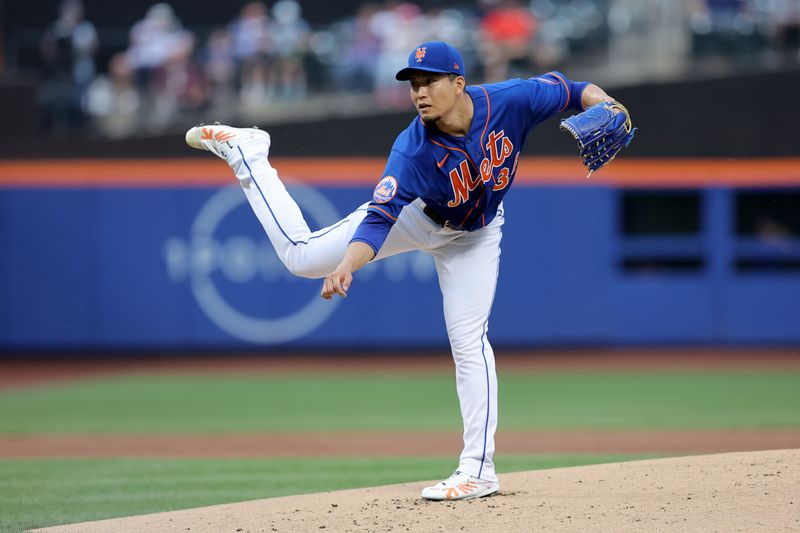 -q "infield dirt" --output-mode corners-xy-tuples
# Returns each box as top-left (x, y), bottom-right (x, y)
(34, 449), (800, 533)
